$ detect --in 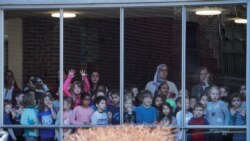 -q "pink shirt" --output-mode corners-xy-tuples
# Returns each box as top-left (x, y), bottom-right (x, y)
(70, 106), (94, 125)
